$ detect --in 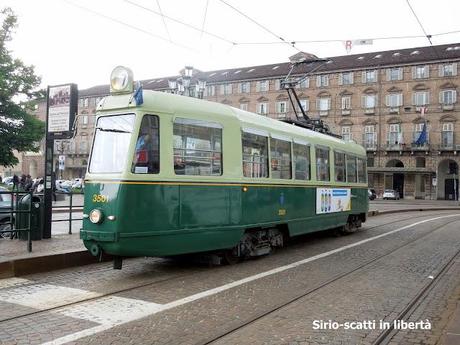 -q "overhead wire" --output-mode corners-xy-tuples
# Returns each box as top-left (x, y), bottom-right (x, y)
(216, 0), (302, 52)
(405, 0), (432, 45)
(200, 0), (210, 39)
(155, 0), (172, 43)
(62, 0), (196, 52)
(124, 0), (237, 45)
